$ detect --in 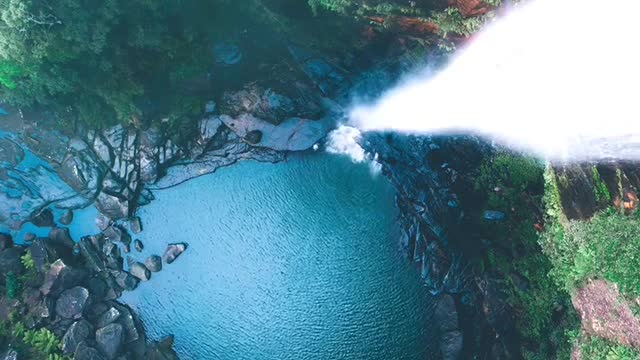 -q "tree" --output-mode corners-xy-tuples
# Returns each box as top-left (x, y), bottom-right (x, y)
(0, 0), (216, 127)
